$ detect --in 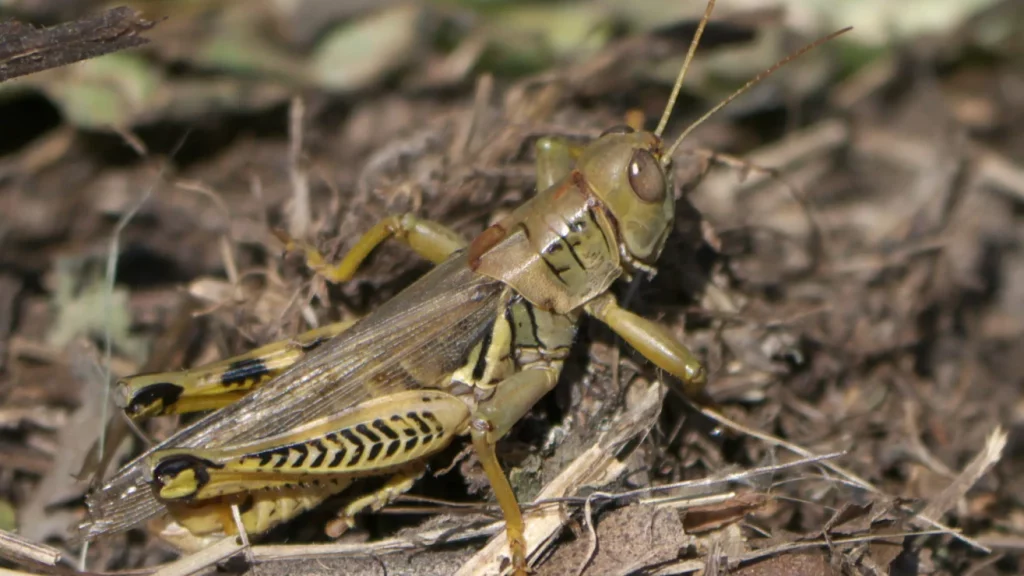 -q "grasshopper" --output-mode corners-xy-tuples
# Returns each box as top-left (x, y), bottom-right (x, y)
(81, 1), (849, 572)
